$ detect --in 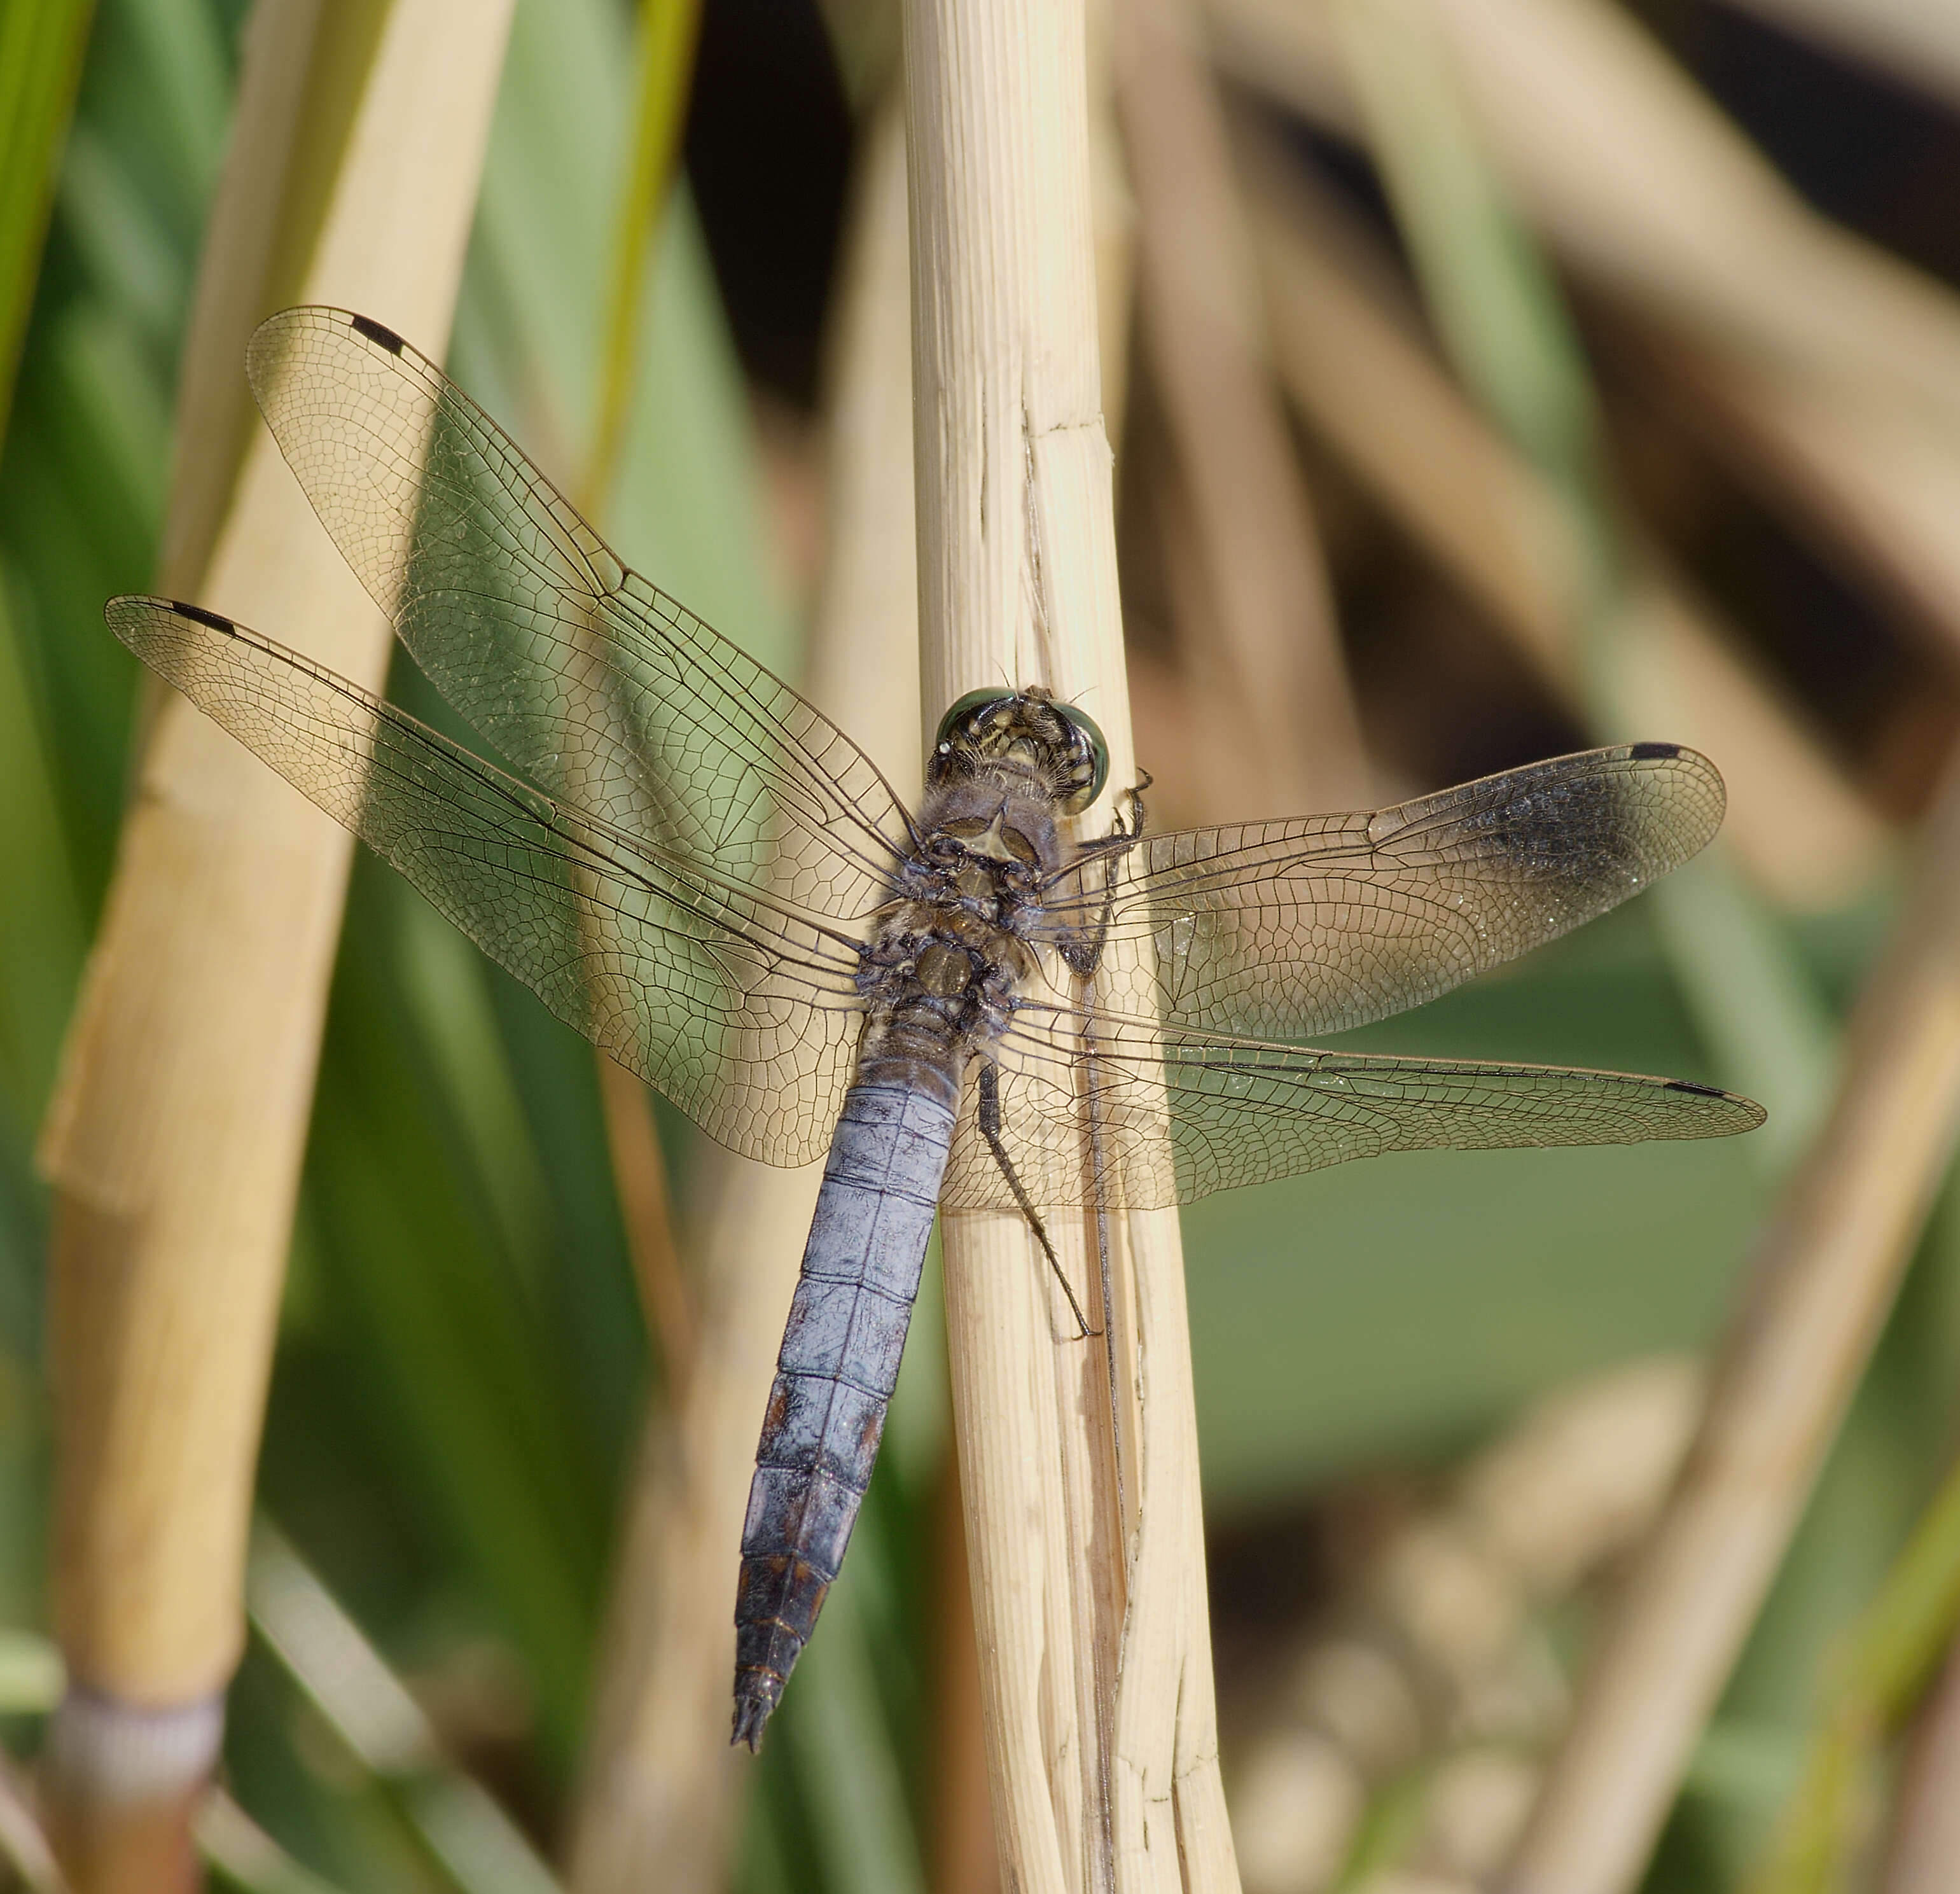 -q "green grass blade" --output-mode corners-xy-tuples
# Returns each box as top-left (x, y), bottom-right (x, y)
(0, 0), (97, 435)
(585, 0), (704, 514)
